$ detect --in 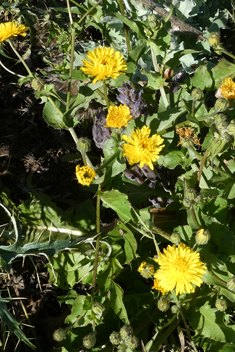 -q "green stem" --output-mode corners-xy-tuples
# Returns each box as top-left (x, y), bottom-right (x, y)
(172, 291), (198, 352)
(191, 100), (196, 117)
(219, 48), (235, 61)
(152, 225), (171, 243)
(150, 45), (169, 108)
(91, 186), (101, 298)
(0, 59), (25, 78)
(117, 0), (131, 52)
(68, 127), (79, 147)
(103, 80), (110, 108)
(66, 0), (76, 112)
(188, 207), (201, 230)
(96, 88), (106, 100)
(95, 149), (120, 174)
(8, 40), (33, 77)
(76, 0), (103, 24)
